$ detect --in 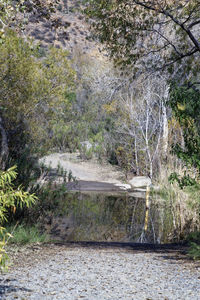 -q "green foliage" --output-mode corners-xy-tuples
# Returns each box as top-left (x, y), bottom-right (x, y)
(51, 119), (80, 152)
(0, 0), (22, 35)
(0, 166), (36, 271)
(9, 149), (41, 191)
(188, 242), (200, 260)
(28, 182), (67, 222)
(85, 0), (200, 79)
(169, 85), (200, 187)
(0, 226), (11, 270)
(170, 85), (200, 127)
(3, 224), (49, 245)
(0, 166), (36, 222)
(0, 30), (76, 162)
(168, 172), (197, 189)
(152, 181), (200, 243)
(115, 145), (134, 176)
(187, 230), (200, 260)
(0, 30), (40, 122)
(187, 231), (200, 244)
(79, 145), (93, 160)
